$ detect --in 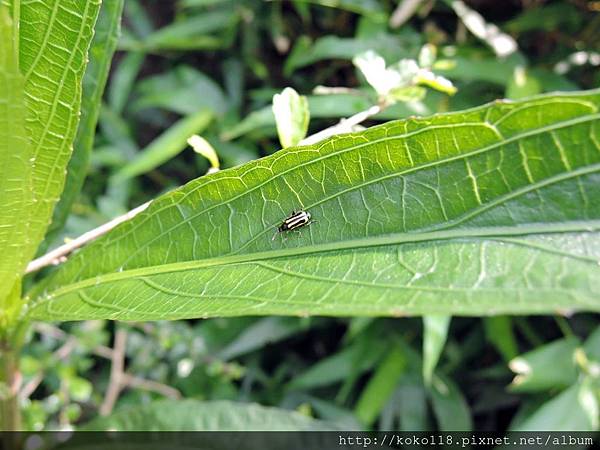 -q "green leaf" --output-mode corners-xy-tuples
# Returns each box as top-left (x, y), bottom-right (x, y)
(120, 8), (238, 52)
(188, 135), (220, 172)
(388, 86), (427, 103)
(132, 65), (227, 116)
(20, 0), (102, 256)
(506, 67), (542, 100)
(82, 399), (339, 431)
(395, 380), (429, 431)
(354, 345), (407, 426)
(0, 4), (34, 312)
(298, 0), (386, 20)
(434, 55), (516, 86)
(422, 315), (451, 385)
(108, 52), (145, 115)
(511, 382), (597, 431)
(300, 396), (363, 430)
(26, 90), (600, 321)
(429, 374), (472, 431)
(218, 317), (313, 360)
(504, 2), (582, 33)
(284, 31), (420, 75)
(43, 0), (125, 250)
(509, 337), (579, 393)
(484, 316), (518, 361)
(584, 326), (600, 362)
(288, 336), (386, 390)
(273, 87), (310, 148)
(114, 110), (213, 180)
